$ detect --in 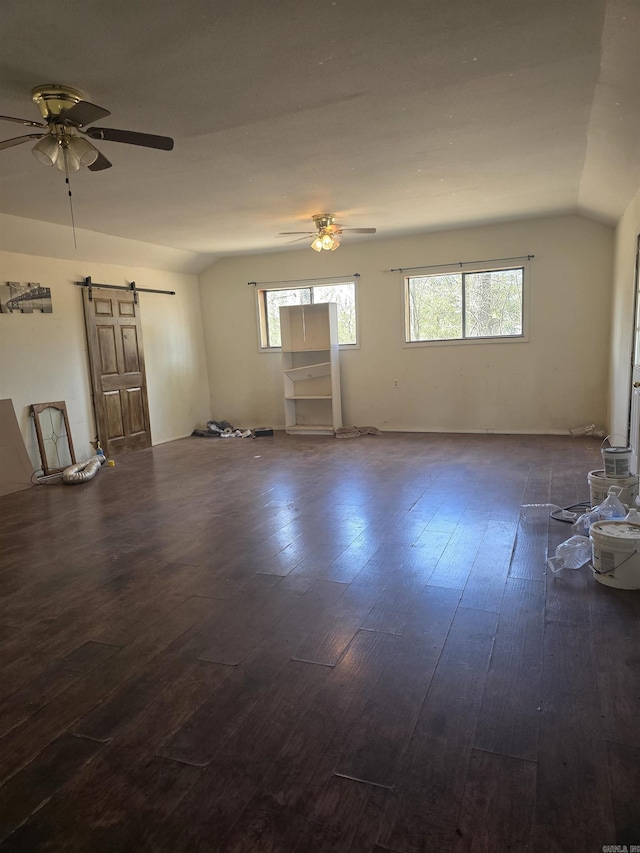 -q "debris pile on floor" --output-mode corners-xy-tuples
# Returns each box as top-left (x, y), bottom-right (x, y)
(335, 426), (383, 439)
(191, 420), (252, 438)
